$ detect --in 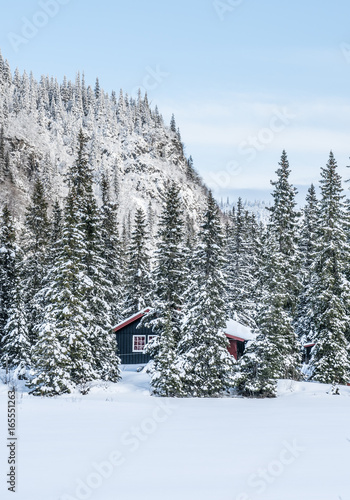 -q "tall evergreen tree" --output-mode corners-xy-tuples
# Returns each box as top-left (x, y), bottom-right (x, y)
(143, 181), (186, 394)
(0, 205), (17, 346)
(295, 184), (319, 344)
(30, 131), (120, 395)
(99, 173), (123, 326)
(30, 180), (97, 395)
(235, 151), (302, 396)
(72, 133), (120, 382)
(0, 206), (30, 378)
(1, 271), (31, 380)
(268, 150), (300, 314)
(123, 207), (151, 316)
(308, 153), (350, 387)
(149, 310), (182, 397)
(235, 234), (301, 397)
(178, 191), (234, 397)
(143, 181), (186, 342)
(225, 198), (257, 327)
(22, 178), (50, 344)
